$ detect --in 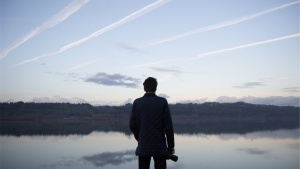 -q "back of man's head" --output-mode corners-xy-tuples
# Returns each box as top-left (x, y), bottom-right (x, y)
(143, 77), (157, 92)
